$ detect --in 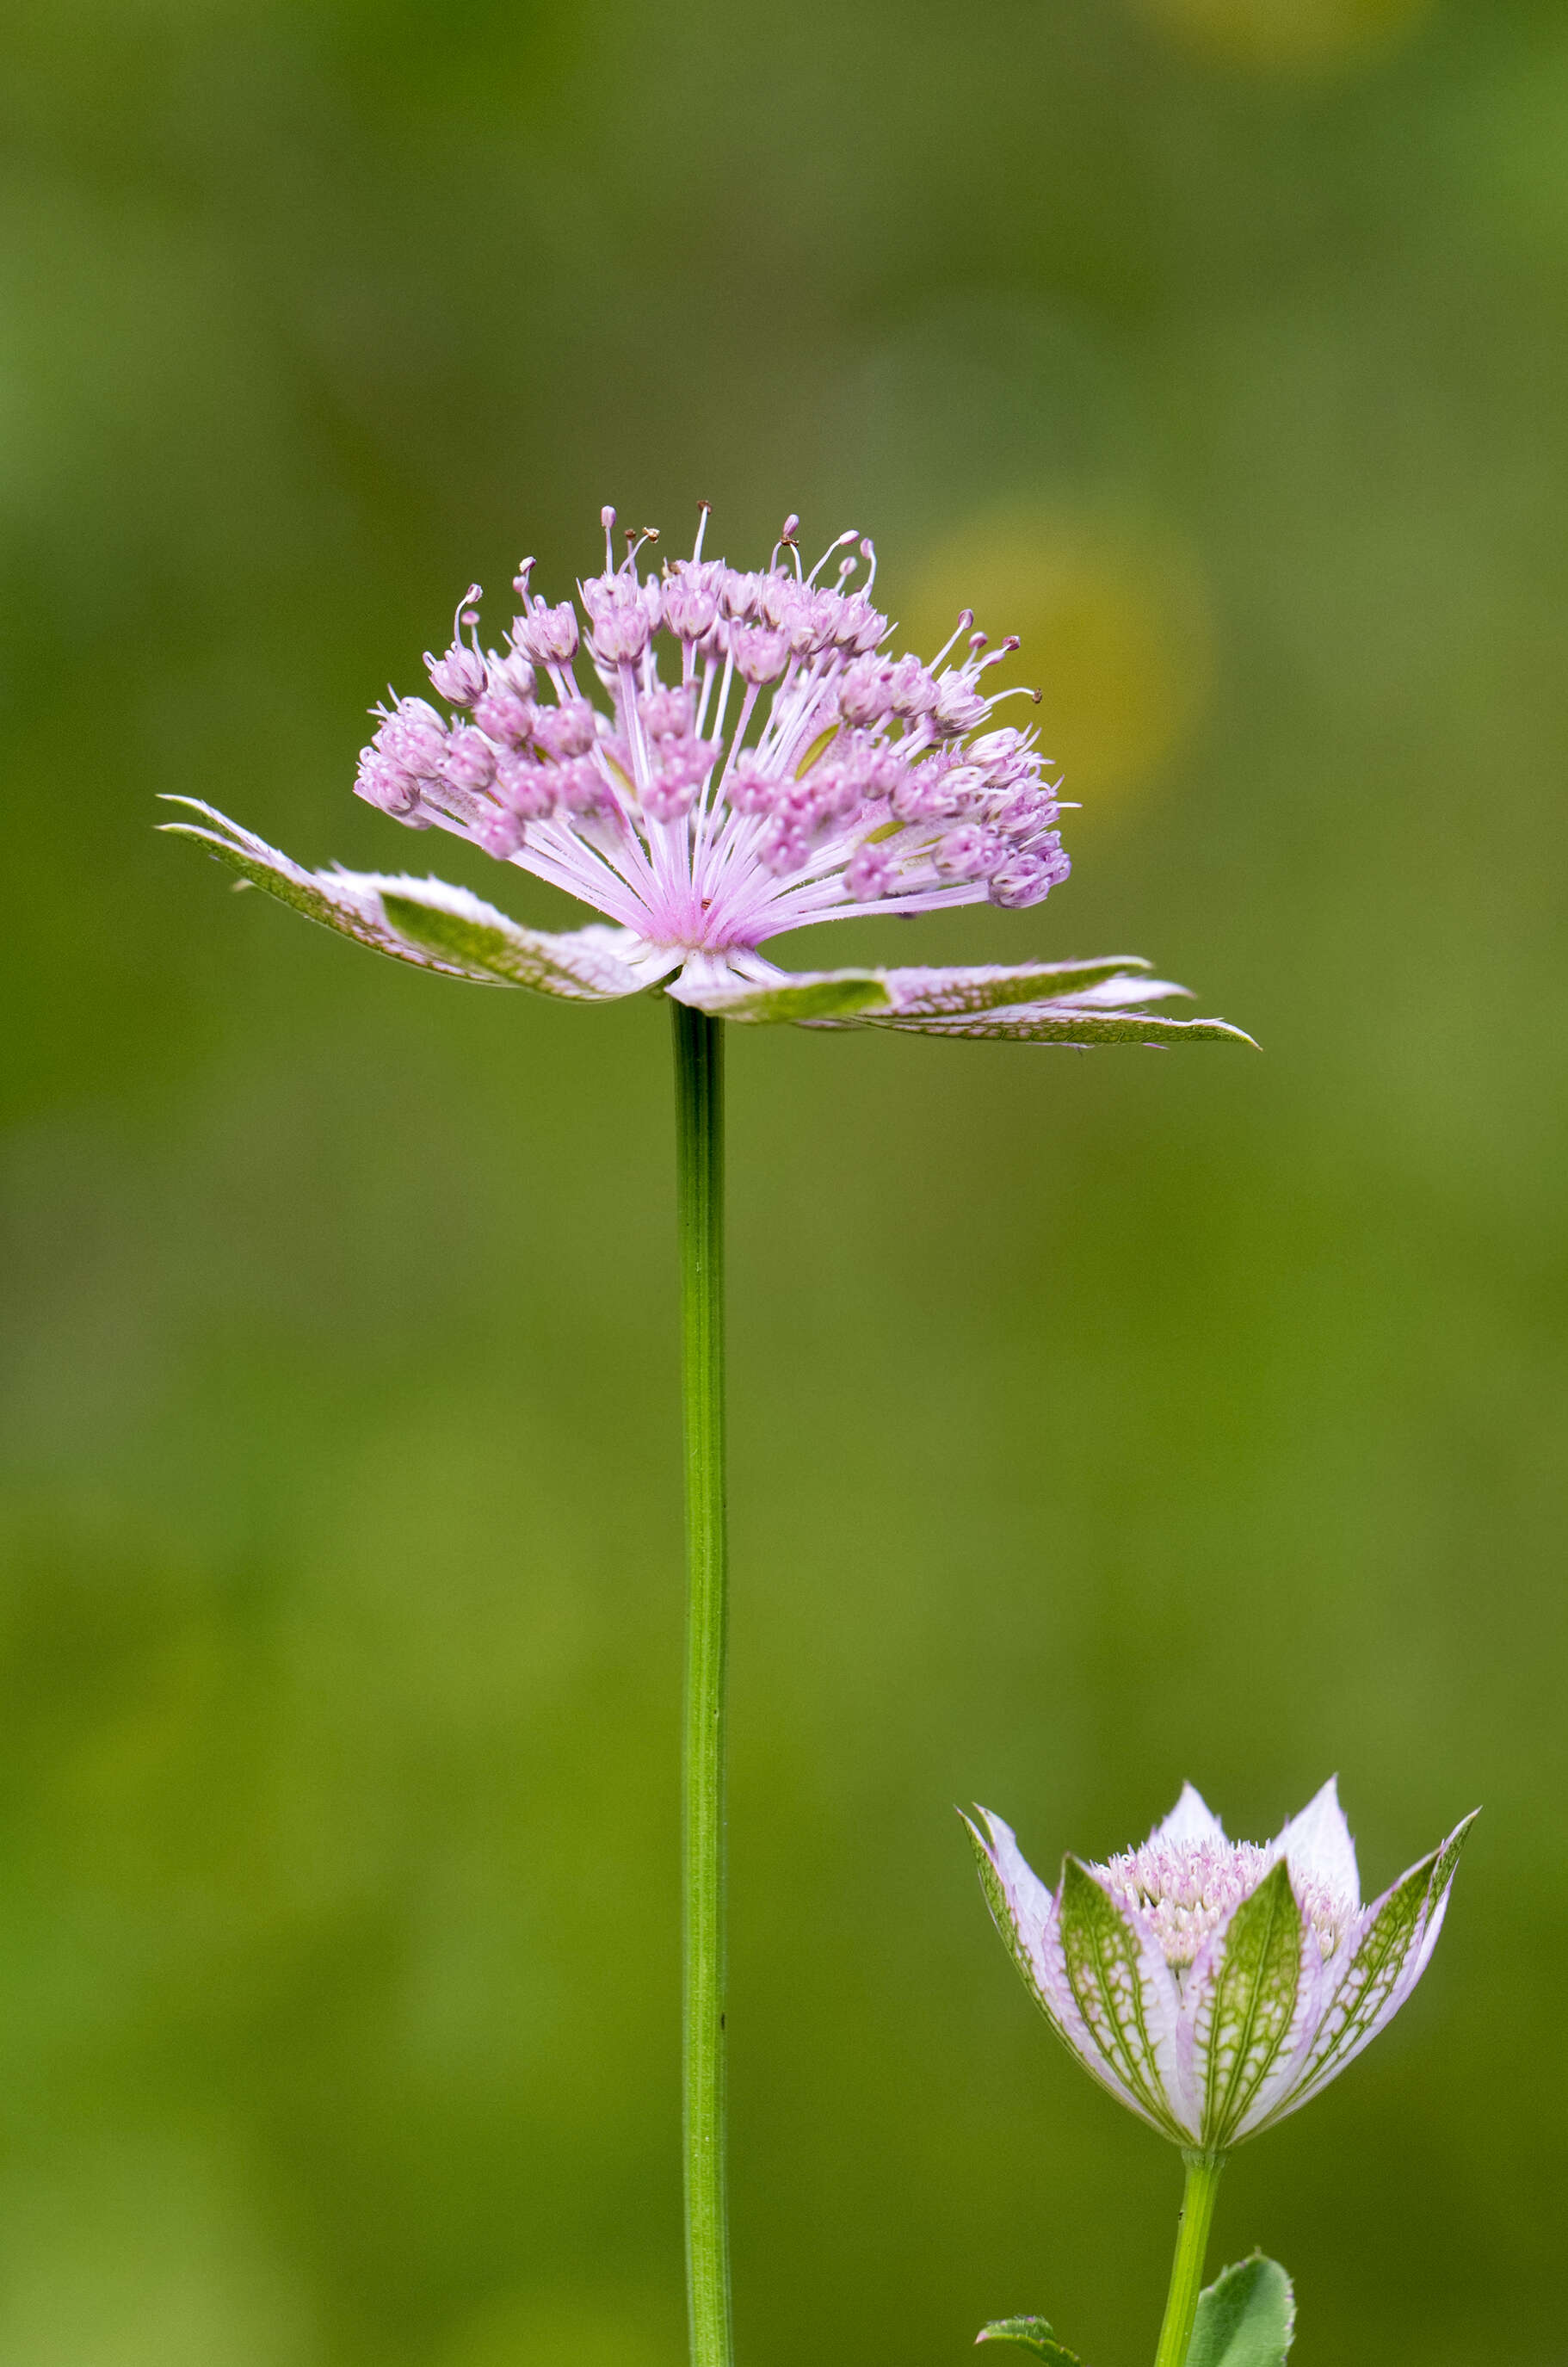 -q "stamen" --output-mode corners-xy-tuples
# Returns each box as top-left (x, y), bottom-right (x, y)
(806, 527), (859, 587)
(772, 514), (803, 578)
(976, 636), (1022, 676)
(928, 609), (975, 671)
